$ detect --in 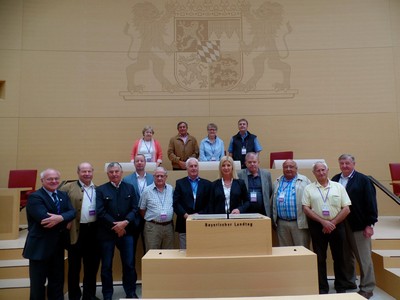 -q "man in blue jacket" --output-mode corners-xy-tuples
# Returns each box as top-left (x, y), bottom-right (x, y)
(23, 168), (76, 300)
(123, 154), (154, 251)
